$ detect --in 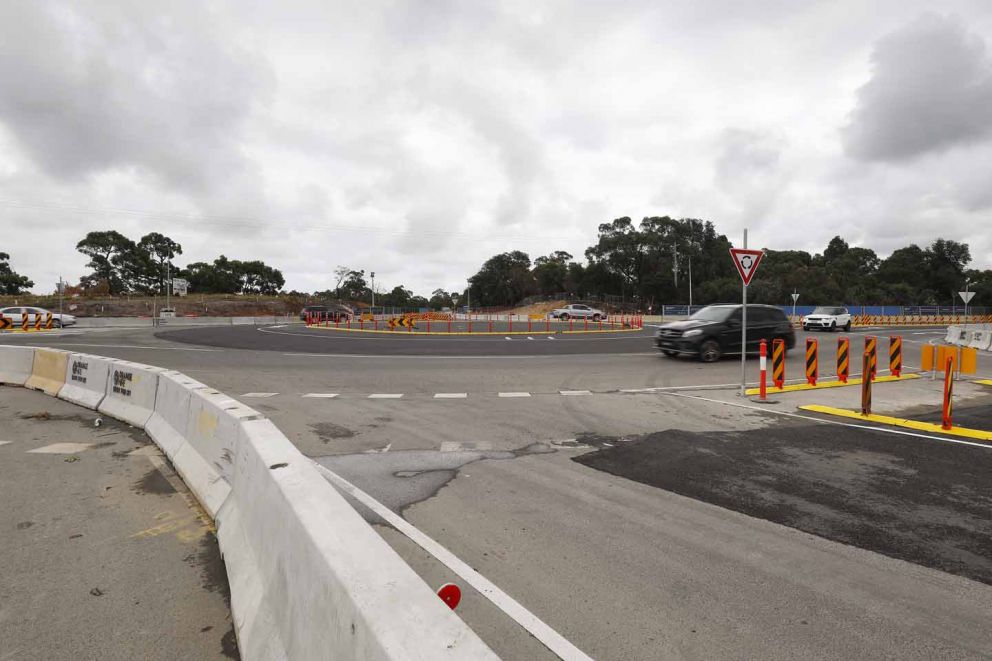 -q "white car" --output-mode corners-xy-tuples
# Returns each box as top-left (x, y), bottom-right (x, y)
(802, 306), (851, 332)
(0, 306), (77, 328)
(549, 303), (606, 321)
